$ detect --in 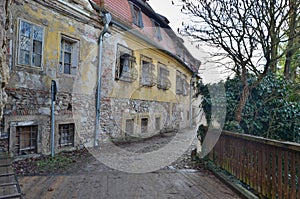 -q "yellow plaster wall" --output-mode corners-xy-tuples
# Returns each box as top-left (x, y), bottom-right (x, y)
(13, 2), (99, 95)
(108, 31), (192, 105)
